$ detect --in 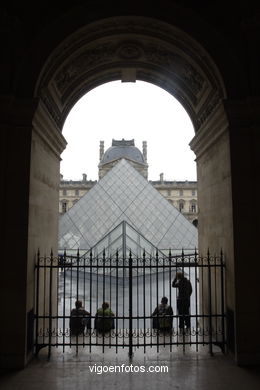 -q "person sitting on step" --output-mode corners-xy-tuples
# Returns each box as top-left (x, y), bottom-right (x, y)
(94, 302), (115, 334)
(70, 300), (91, 336)
(152, 296), (173, 333)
